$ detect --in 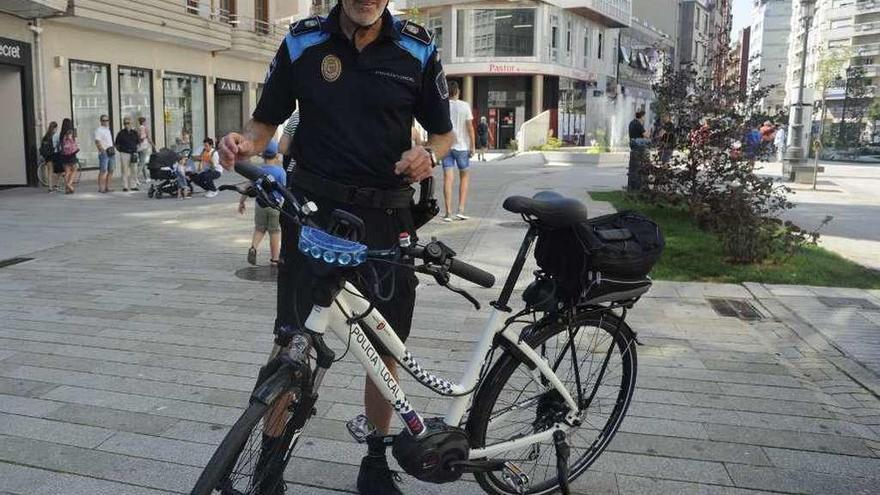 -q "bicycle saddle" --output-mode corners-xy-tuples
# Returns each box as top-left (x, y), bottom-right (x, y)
(503, 191), (588, 228)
